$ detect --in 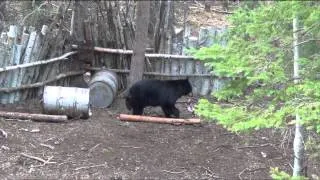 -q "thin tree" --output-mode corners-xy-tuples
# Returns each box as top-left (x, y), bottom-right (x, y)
(128, 1), (150, 86)
(292, 15), (305, 177)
